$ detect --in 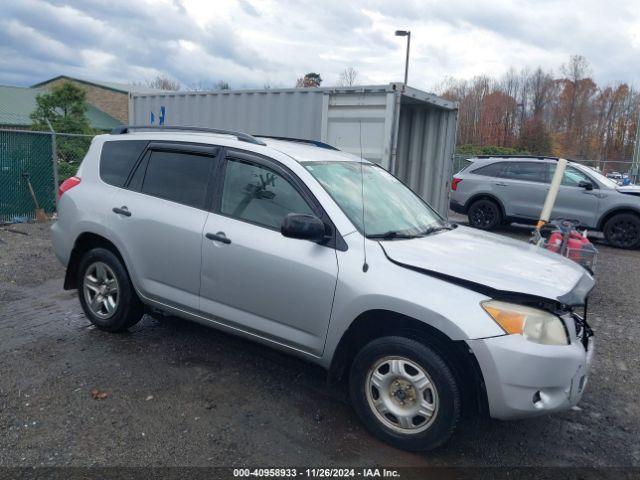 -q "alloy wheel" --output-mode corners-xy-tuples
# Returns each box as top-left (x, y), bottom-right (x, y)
(83, 261), (120, 319)
(470, 204), (496, 228)
(610, 220), (639, 248)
